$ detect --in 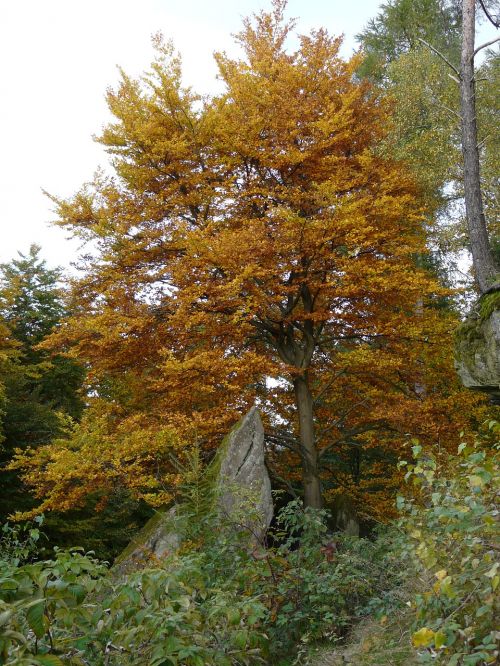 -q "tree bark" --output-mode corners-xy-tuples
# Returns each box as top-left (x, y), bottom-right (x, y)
(293, 372), (322, 509)
(460, 0), (499, 293)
